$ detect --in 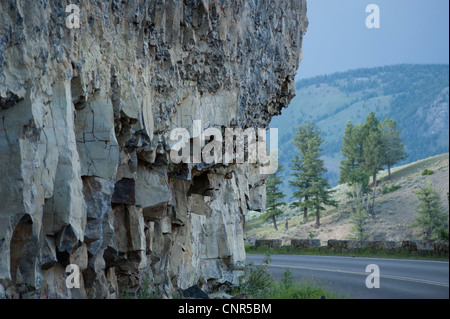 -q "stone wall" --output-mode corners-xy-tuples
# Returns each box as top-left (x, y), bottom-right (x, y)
(0, 0), (308, 298)
(255, 239), (282, 249)
(251, 239), (449, 256)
